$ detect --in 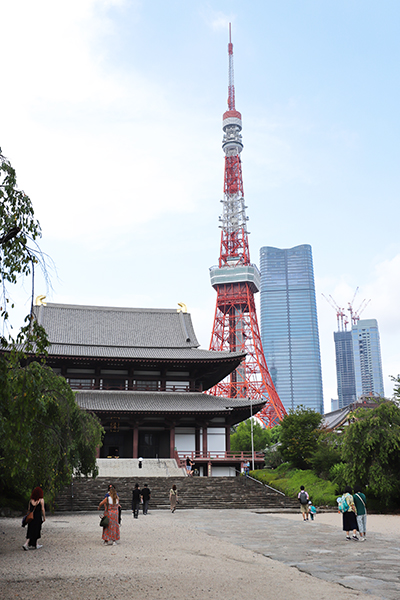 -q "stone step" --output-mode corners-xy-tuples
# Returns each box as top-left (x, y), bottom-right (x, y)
(96, 458), (186, 478)
(55, 476), (298, 512)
